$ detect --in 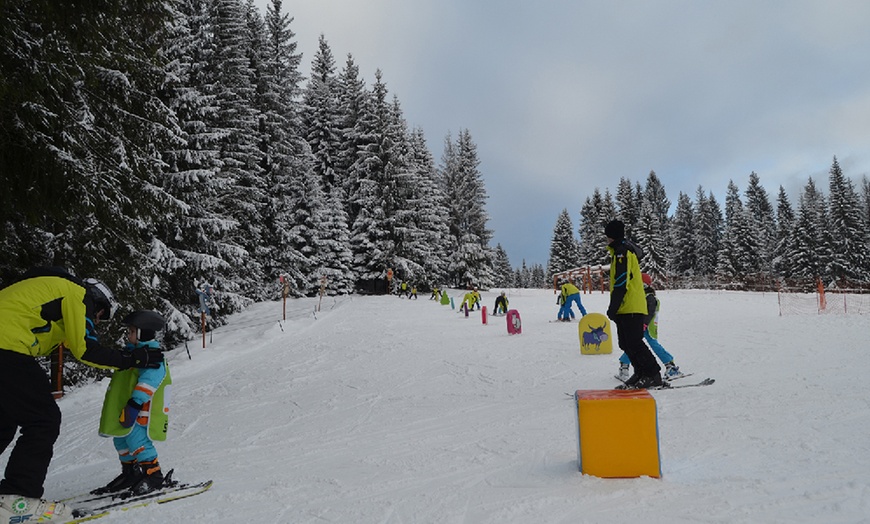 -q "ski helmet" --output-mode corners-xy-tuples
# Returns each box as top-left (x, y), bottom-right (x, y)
(83, 278), (119, 320)
(121, 310), (165, 341)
